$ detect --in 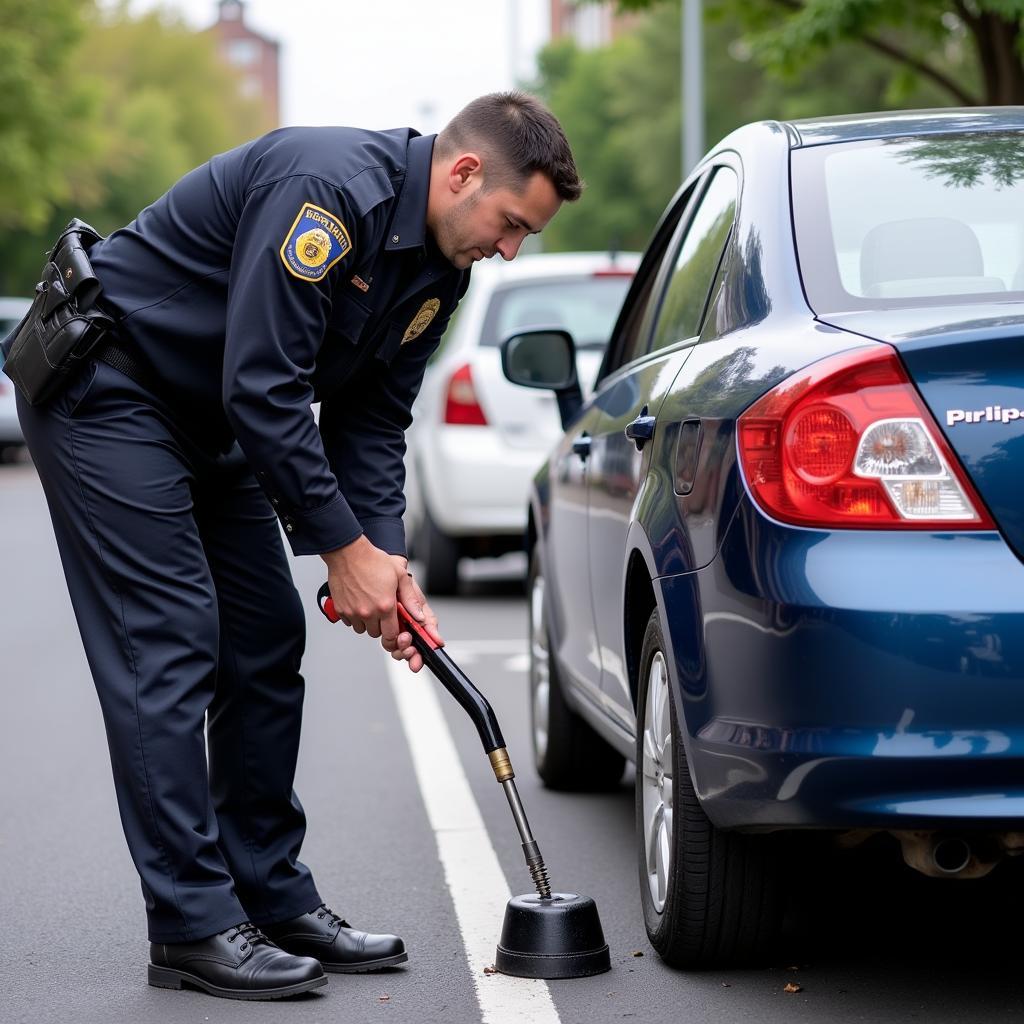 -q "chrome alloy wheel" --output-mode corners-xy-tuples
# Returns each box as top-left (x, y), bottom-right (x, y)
(641, 650), (673, 914)
(529, 570), (550, 763)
